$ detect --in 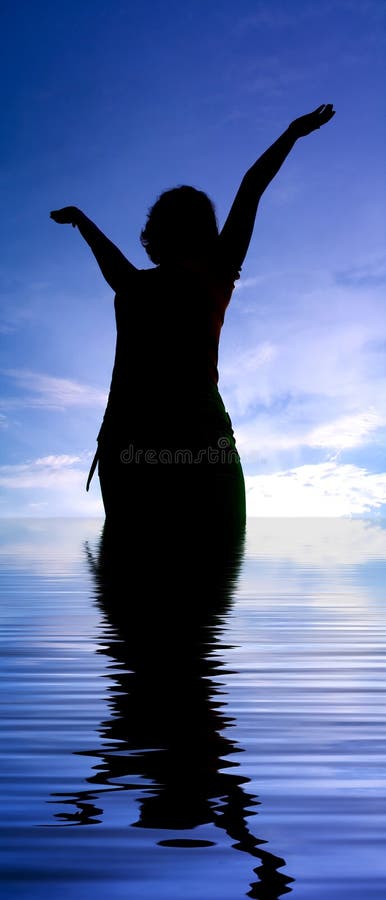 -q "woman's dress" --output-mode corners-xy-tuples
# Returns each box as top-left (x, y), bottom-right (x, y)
(87, 257), (245, 535)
